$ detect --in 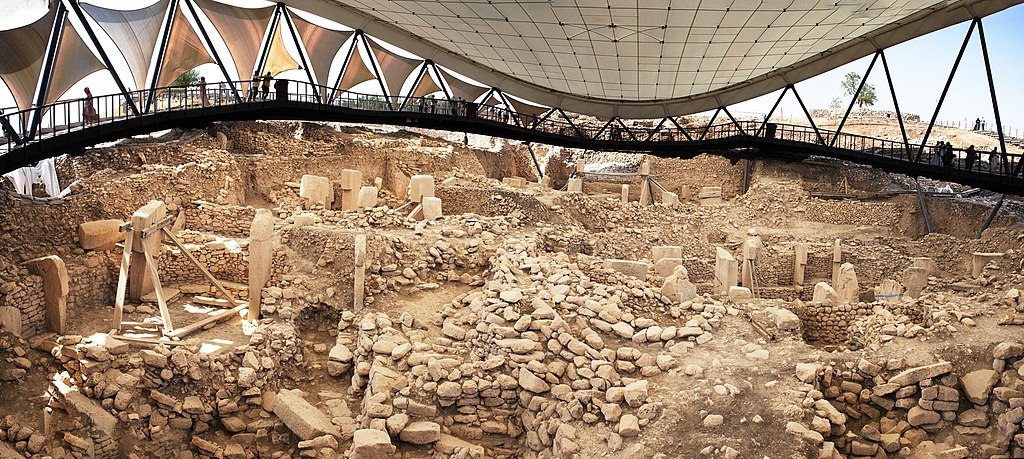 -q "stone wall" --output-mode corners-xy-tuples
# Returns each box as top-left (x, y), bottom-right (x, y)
(0, 276), (46, 337)
(184, 202), (256, 237)
(796, 302), (874, 344)
(66, 256), (117, 320)
(157, 241), (249, 285)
